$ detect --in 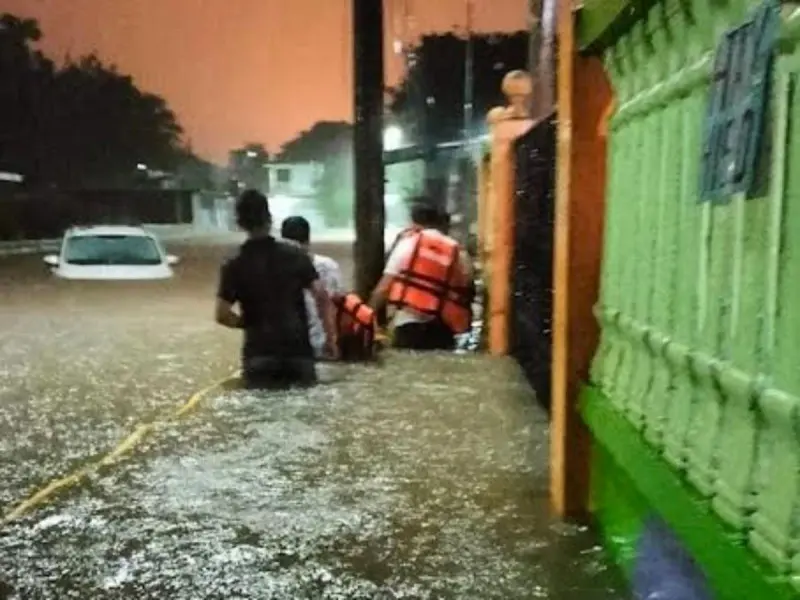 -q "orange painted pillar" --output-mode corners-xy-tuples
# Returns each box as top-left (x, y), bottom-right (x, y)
(487, 120), (514, 356)
(486, 71), (535, 356)
(550, 5), (613, 517)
